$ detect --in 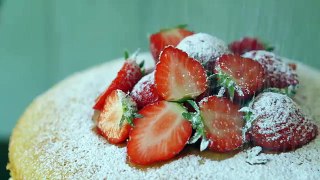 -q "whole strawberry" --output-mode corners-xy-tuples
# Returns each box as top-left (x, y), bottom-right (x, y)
(176, 33), (229, 68)
(93, 54), (143, 111)
(229, 37), (273, 55)
(242, 92), (317, 152)
(242, 50), (299, 90)
(130, 72), (163, 109)
(149, 24), (193, 63)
